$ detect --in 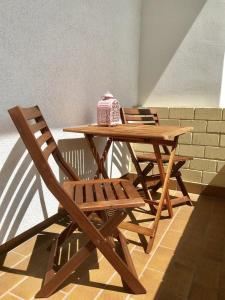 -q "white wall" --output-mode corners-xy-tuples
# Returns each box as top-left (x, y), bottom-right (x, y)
(139, 0), (225, 107)
(0, 0), (141, 244)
